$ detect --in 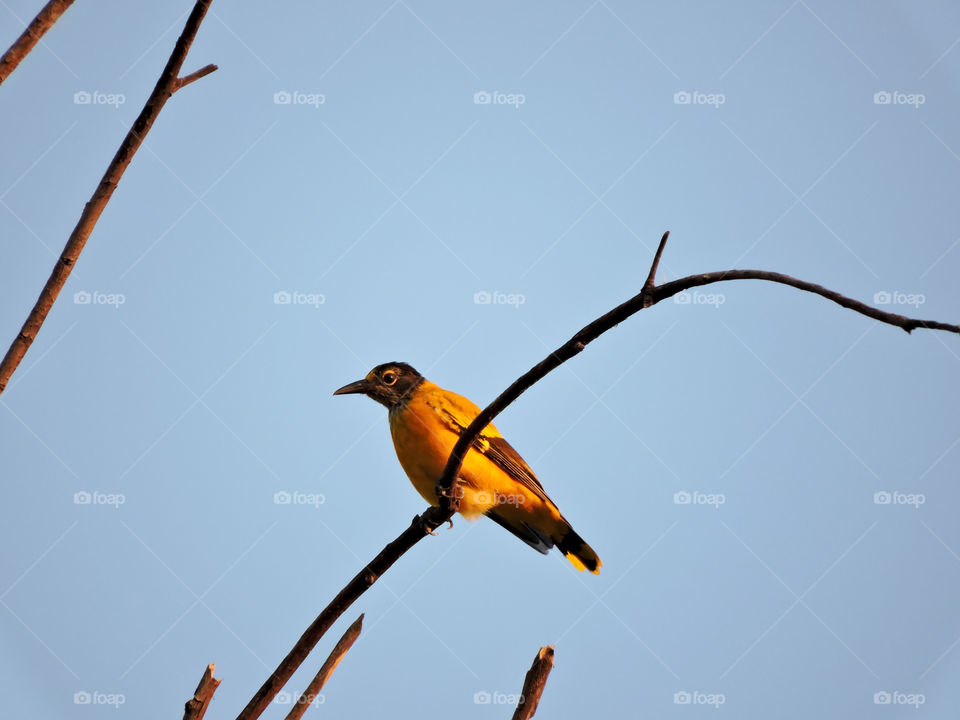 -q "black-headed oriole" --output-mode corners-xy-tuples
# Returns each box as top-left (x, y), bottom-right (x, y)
(334, 362), (601, 573)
